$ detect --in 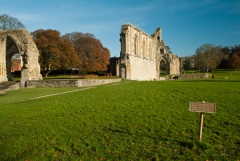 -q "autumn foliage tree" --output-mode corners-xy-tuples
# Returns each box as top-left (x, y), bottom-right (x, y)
(32, 29), (80, 76)
(226, 45), (240, 69)
(76, 36), (110, 73)
(62, 32), (110, 74)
